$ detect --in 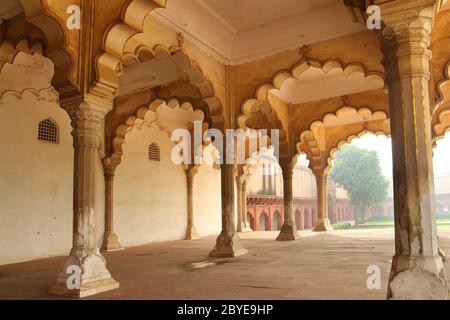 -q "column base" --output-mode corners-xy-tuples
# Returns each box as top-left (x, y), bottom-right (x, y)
(313, 218), (333, 232)
(185, 225), (200, 240)
(439, 248), (446, 262)
(387, 254), (448, 300)
(209, 231), (248, 258)
(49, 277), (119, 298)
(276, 223), (300, 241)
(101, 231), (124, 252)
(49, 249), (119, 298)
(240, 225), (253, 233)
